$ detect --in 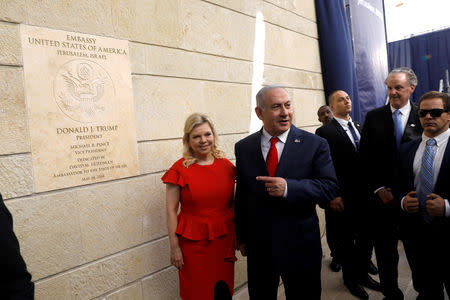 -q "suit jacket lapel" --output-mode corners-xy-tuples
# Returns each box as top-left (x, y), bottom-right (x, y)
(354, 121), (362, 134)
(435, 140), (450, 192)
(407, 139), (421, 175)
(403, 102), (420, 142)
(383, 104), (395, 137)
(401, 139), (421, 192)
(332, 118), (356, 151)
(276, 126), (302, 177)
(254, 129), (269, 175)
